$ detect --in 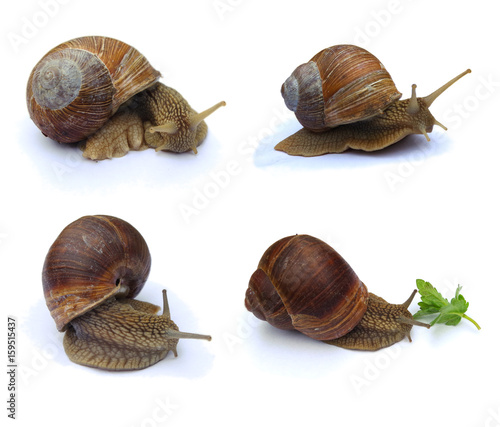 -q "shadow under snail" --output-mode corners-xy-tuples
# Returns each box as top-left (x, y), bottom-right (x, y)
(27, 36), (225, 160)
(244, 234), (430, 351)
(42, 215), (211, 371)
(276, 44), (471, 156)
